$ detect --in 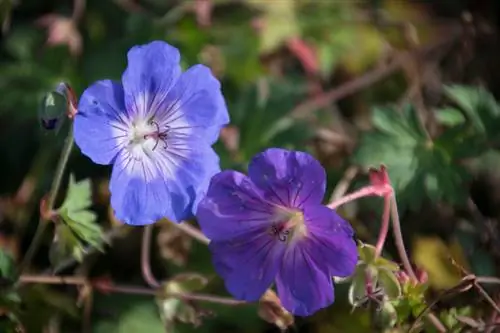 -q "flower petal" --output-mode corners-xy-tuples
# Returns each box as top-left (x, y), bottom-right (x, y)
(197, 170), (276, 241)
(303, 205), (358, 278)
(74, 80), (128, 165)
(121, 41), (181, 119)
(157, 139), (222, 221)
(156, 64), (229, 144)
(210, 228), (285, 301)
(109, 150), (173, 225)
(276, 243), (334, 316)
(248, 148), (326, 208)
